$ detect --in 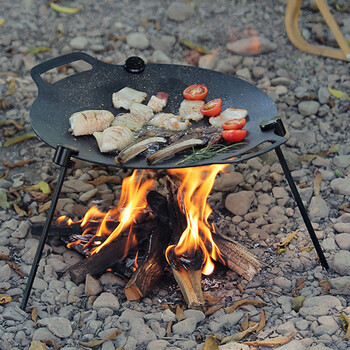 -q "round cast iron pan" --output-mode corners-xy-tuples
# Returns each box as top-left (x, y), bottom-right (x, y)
(29, 52), (285, 169)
